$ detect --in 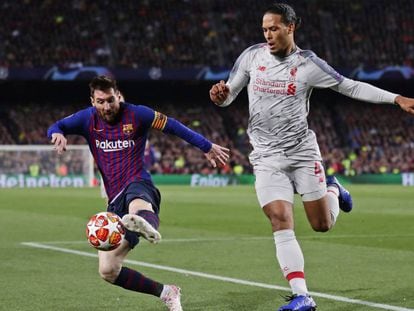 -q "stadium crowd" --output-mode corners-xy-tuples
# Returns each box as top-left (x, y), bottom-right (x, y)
(1, 0), (413, 69)
(1, 98), (414, 176)
(1, 0), (414, 177)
